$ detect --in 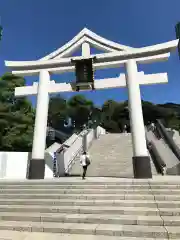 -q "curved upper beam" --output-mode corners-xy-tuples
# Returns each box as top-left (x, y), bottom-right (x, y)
(39, 28), (134, 60)
(5, 39), (177, 71)
(52, 36), (86, 59)
(48, 35), (116, 59)
(53, 36), (117, 59)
